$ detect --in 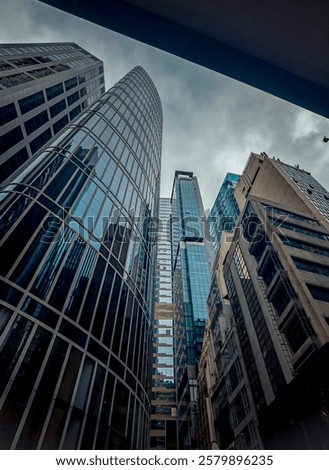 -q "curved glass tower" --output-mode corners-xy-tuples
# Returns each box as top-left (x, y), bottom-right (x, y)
(0, 66), (162, 449)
